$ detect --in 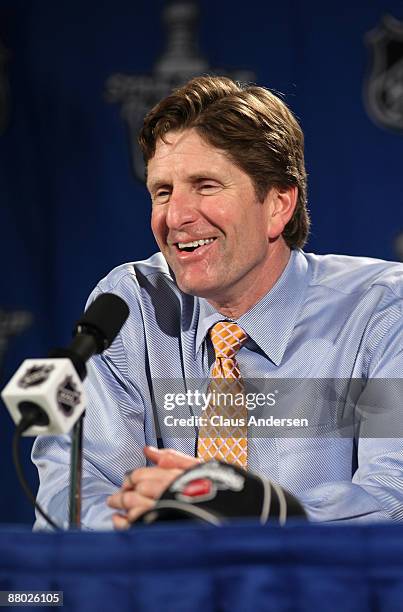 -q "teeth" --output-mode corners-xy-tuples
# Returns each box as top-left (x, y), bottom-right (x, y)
(177, 238), (215, 249)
